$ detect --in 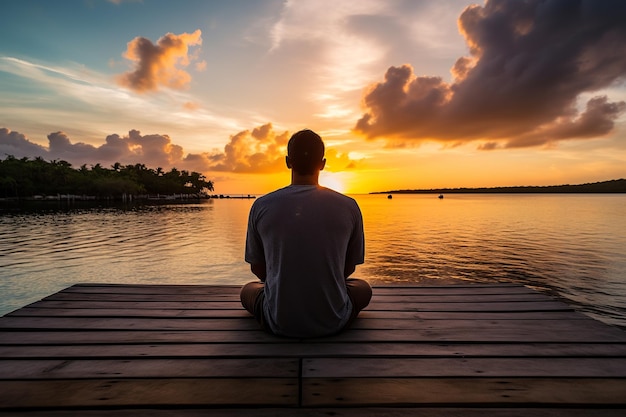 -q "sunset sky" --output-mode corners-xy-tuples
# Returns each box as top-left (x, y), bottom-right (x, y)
(1, 0), (625, 194)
